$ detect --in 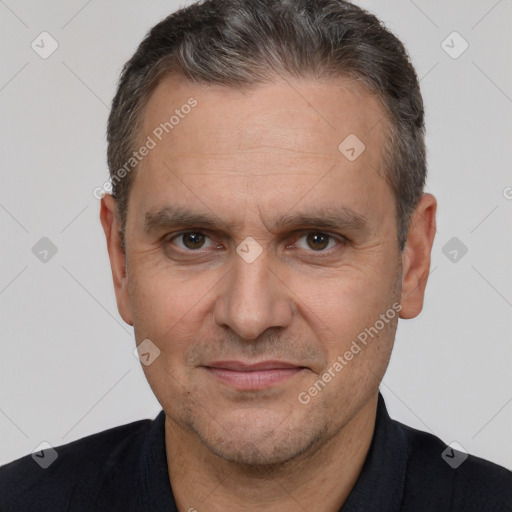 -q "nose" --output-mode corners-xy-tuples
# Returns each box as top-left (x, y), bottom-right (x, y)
(213, 251), (294, 340)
